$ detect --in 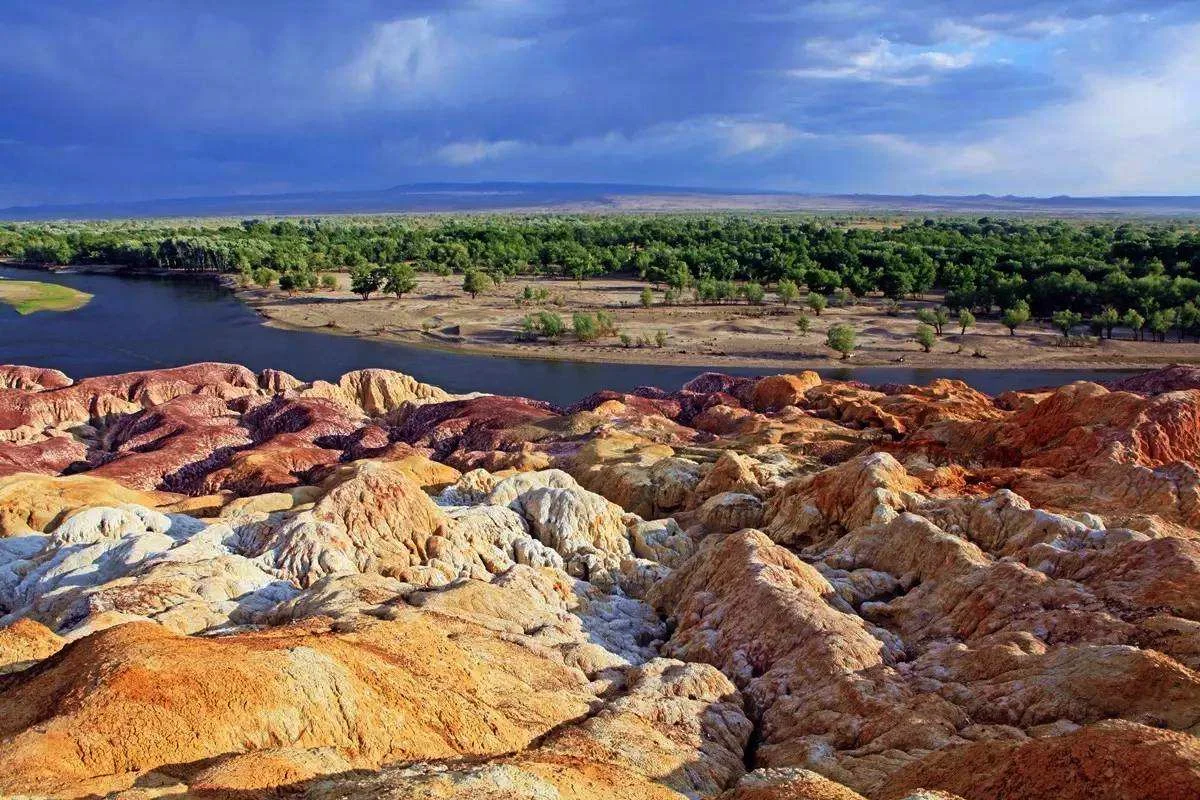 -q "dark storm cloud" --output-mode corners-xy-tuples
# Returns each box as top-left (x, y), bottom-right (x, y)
(0, 0), (1197, 204)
